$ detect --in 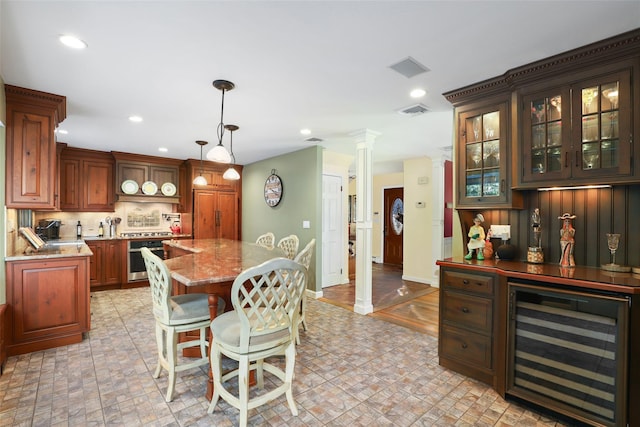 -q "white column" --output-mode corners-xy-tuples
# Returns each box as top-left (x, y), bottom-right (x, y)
(352, 129), (379, 315)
